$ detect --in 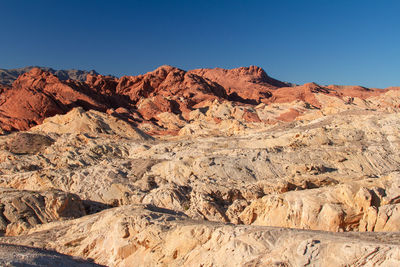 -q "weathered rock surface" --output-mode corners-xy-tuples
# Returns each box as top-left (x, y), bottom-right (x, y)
(2, 109), (400, 228)
(189, 66), (286, 103)
(0, 68), (107, 131)
(31, 107), (153, 140)
(0, 188), (85, 236)
(1, 65), (399, 135)
(2, 204), (400, 267)
(0, 244), (104, 267)
(5, 132), (54, 154)
(240, 173), (400, 232)
(2, 65), (400, 266)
